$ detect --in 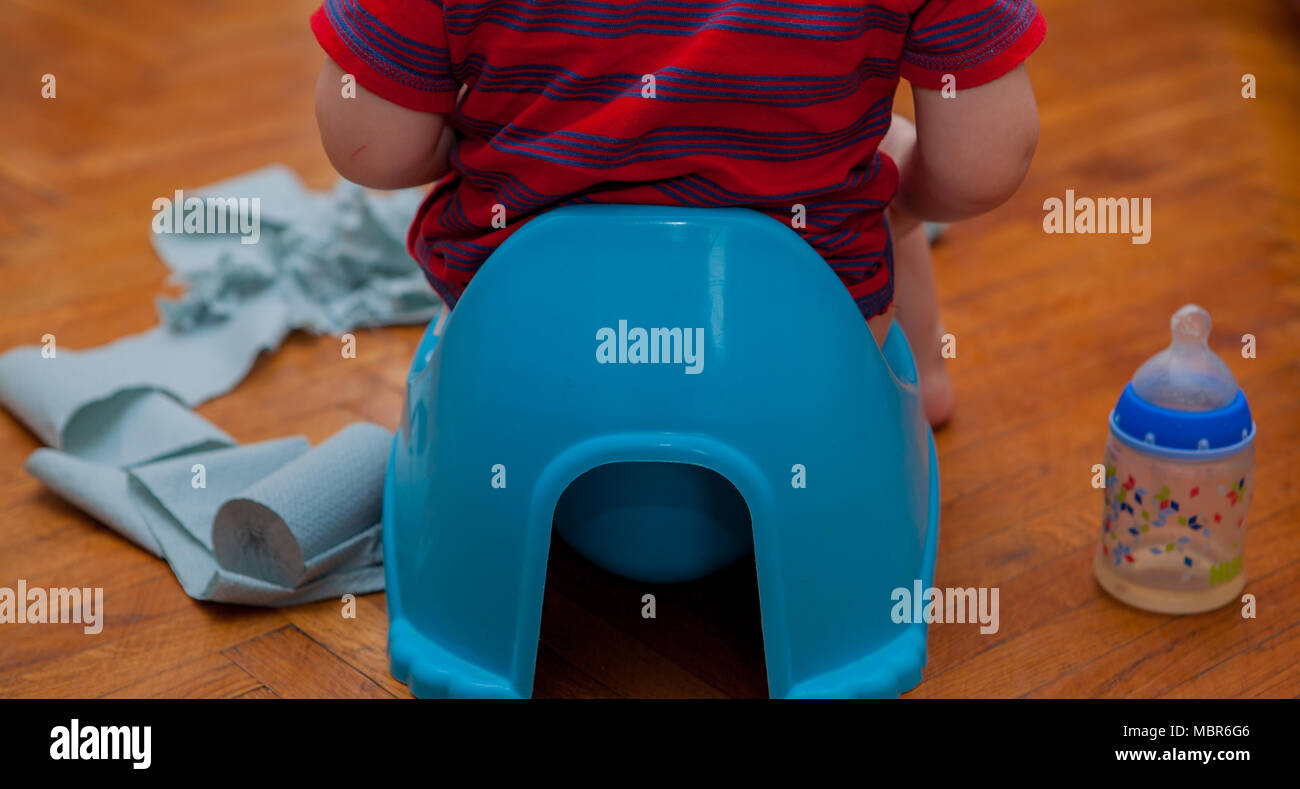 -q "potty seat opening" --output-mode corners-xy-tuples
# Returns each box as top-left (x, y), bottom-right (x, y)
(554, 460), (753, 584)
